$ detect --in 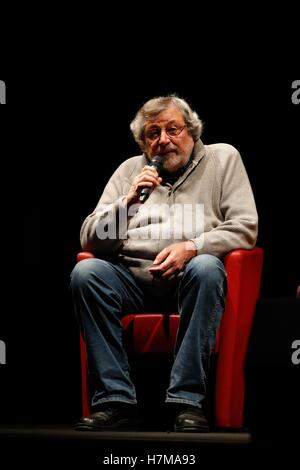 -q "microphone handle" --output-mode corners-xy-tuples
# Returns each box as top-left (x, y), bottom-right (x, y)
(139, 155), (164, 203)
(139, 187), (152, 203)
